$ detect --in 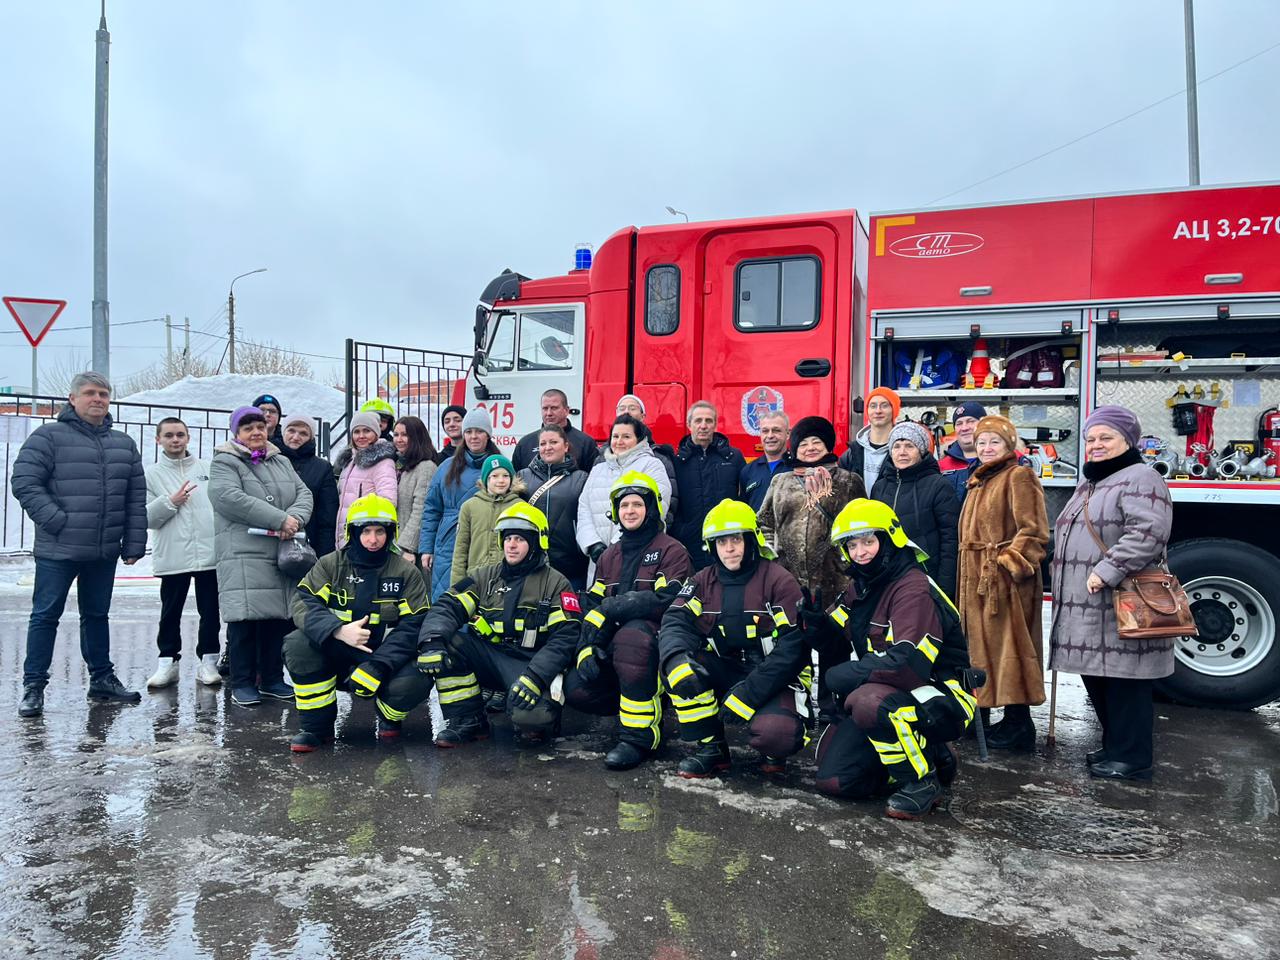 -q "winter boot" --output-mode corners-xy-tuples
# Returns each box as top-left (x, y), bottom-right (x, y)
(377, 716), (403, 740)
(87, 673), (142, 705)
(290, 731), (335, 753)
(231, 685), (262, 707)
(885, 773), (944, 820)
(677, 737), (731, 779)
(146, 657), (179, 690)
(604, 741), (652, 771)
(1086, 747), (1108, 765)
(758, 754), (787, 775)
(259, 680), (295, 702)
(195, 654), (223, 686)
(434, 713), (490, 748)
(987, 705), (1036, 752)
(18, 684), (44, 718)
